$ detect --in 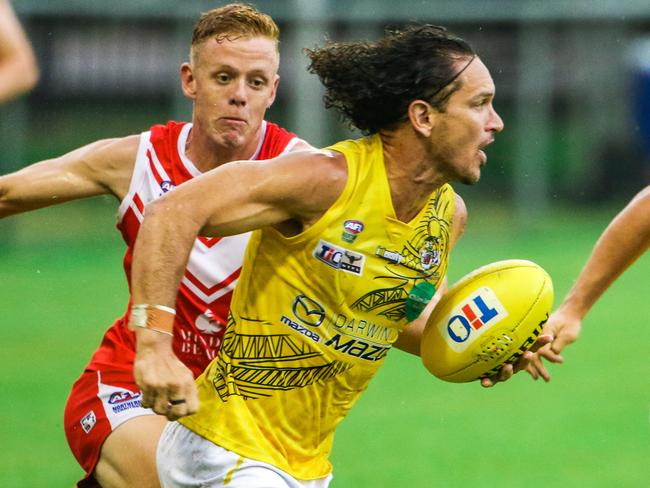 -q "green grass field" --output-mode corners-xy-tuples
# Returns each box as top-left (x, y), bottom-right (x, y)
(1, 198), (648, 487)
